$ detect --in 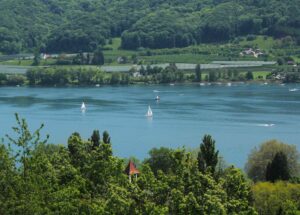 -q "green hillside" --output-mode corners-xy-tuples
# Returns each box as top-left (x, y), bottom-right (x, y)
(0, 0), (299, 54)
